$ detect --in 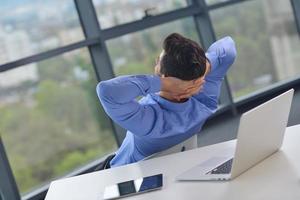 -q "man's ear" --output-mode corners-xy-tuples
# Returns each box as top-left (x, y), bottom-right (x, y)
(155, 65), (164, 77)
